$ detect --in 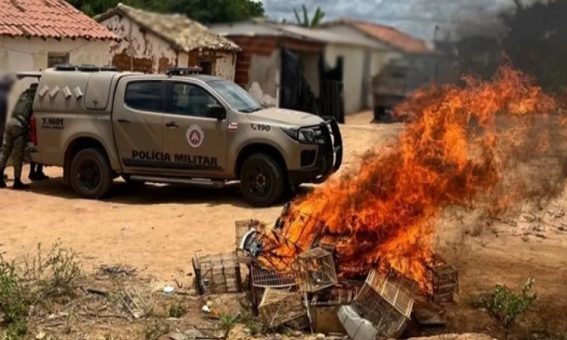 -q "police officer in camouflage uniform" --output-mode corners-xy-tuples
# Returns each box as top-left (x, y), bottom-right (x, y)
(0, 83), (38, 189)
